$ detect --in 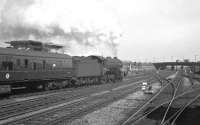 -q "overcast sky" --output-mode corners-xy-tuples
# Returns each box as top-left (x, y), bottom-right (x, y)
(102, 0), (200, 62)
(0, 0), (200, 62)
